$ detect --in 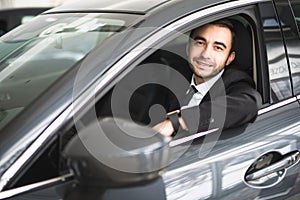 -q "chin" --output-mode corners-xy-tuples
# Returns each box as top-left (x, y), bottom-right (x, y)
(195, 70), (212, 78)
